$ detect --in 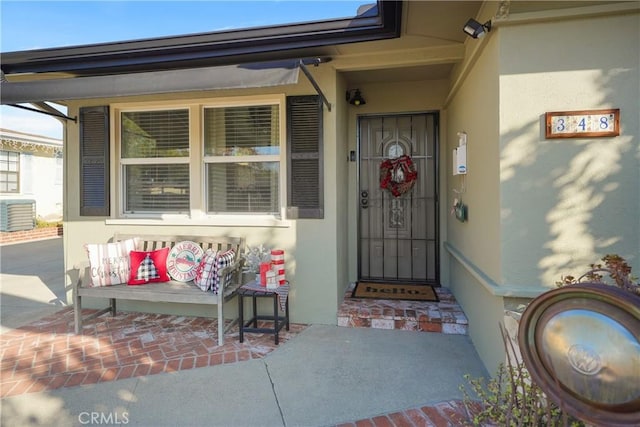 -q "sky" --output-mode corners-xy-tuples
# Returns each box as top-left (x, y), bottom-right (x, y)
(0, 0), (366, 139)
